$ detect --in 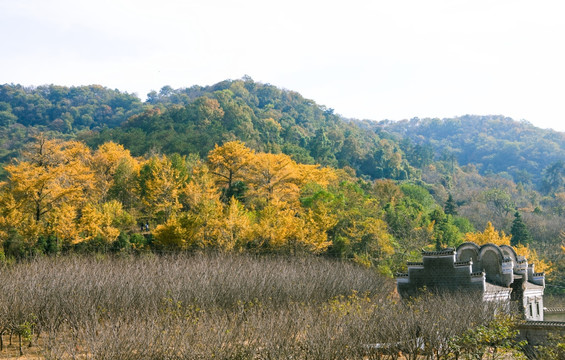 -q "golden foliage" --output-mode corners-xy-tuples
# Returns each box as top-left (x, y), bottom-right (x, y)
(152, 162), (229, 251)
(183, 163), (219, 208)
(344, 218), (395, 260)
(247, 152), (301, 206)
(514, 244), (553, 274)
(296, 164), (338, 188)
(207, 198), (253, 251)
(249, 200), (334, 254)
(79, 203), (105, 241)
(142, 155), (187, 221)
(464, 222), (511, 246)
(78, 202), (124, 242)
(207, 140), (253, 190)
(251, 203), (297, 251)
(92, 141), (140, 200)
(298, 208), (334, 253)
(153, 215), (190, 250)
(47, 203), (80, 244)
(1, 137), (96, 242)
(0, 135), (492, 274)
